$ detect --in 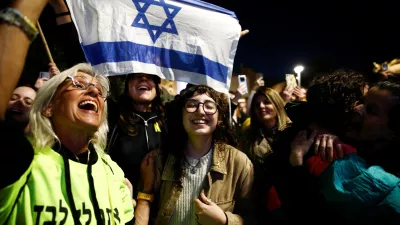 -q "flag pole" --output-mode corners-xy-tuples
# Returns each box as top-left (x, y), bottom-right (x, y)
(37, 22), (55, 64)
(228, 94), (232, 125)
